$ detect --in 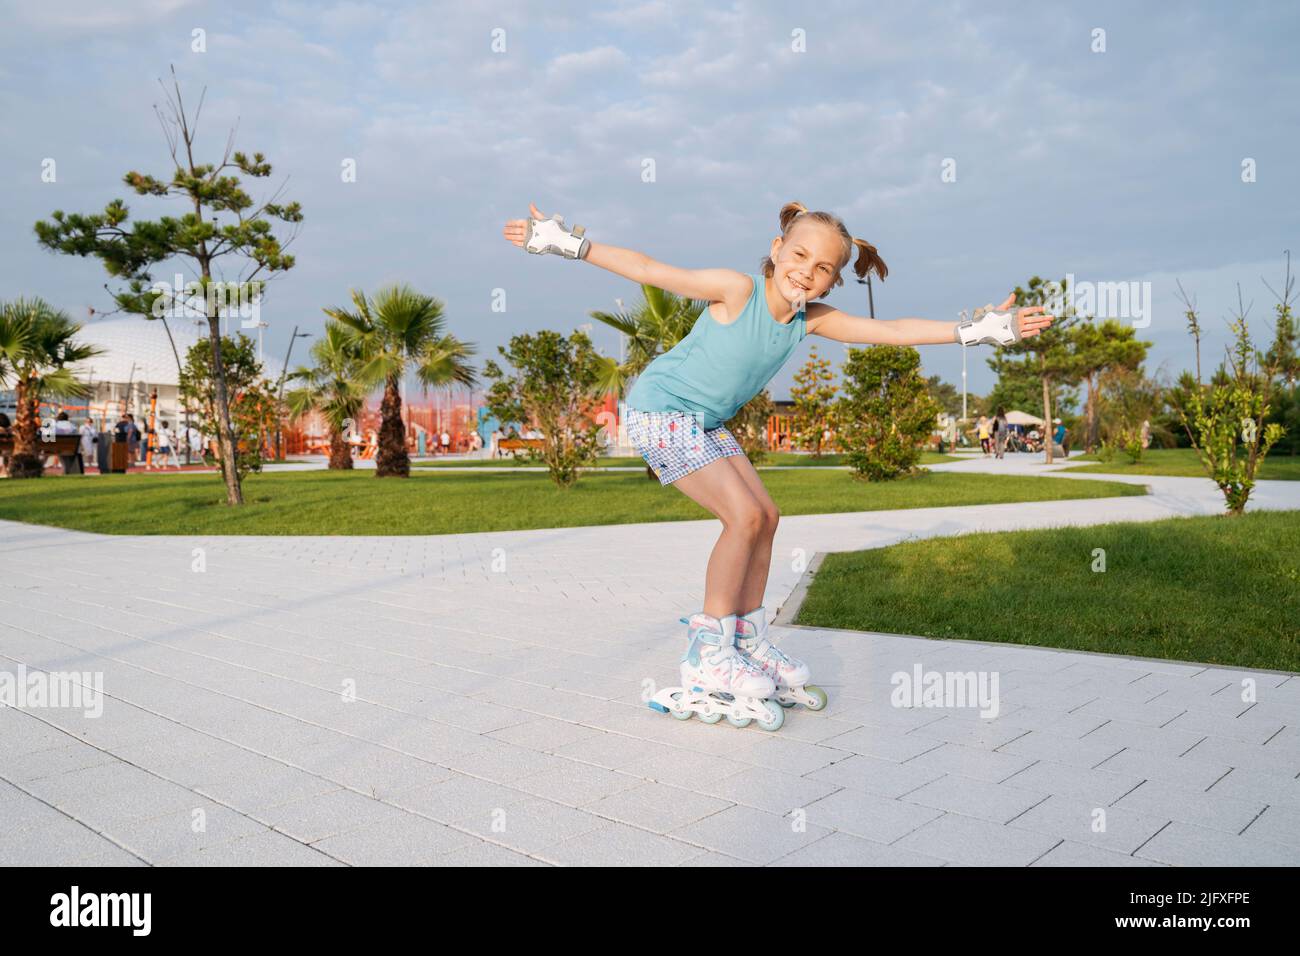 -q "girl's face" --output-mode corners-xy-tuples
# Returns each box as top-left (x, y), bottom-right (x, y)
(769, 221), (845, 305)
